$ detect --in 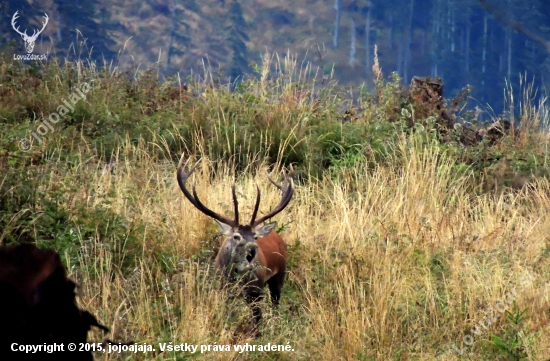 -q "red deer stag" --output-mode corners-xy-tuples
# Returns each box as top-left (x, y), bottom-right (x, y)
(176, 155), (294, 334)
